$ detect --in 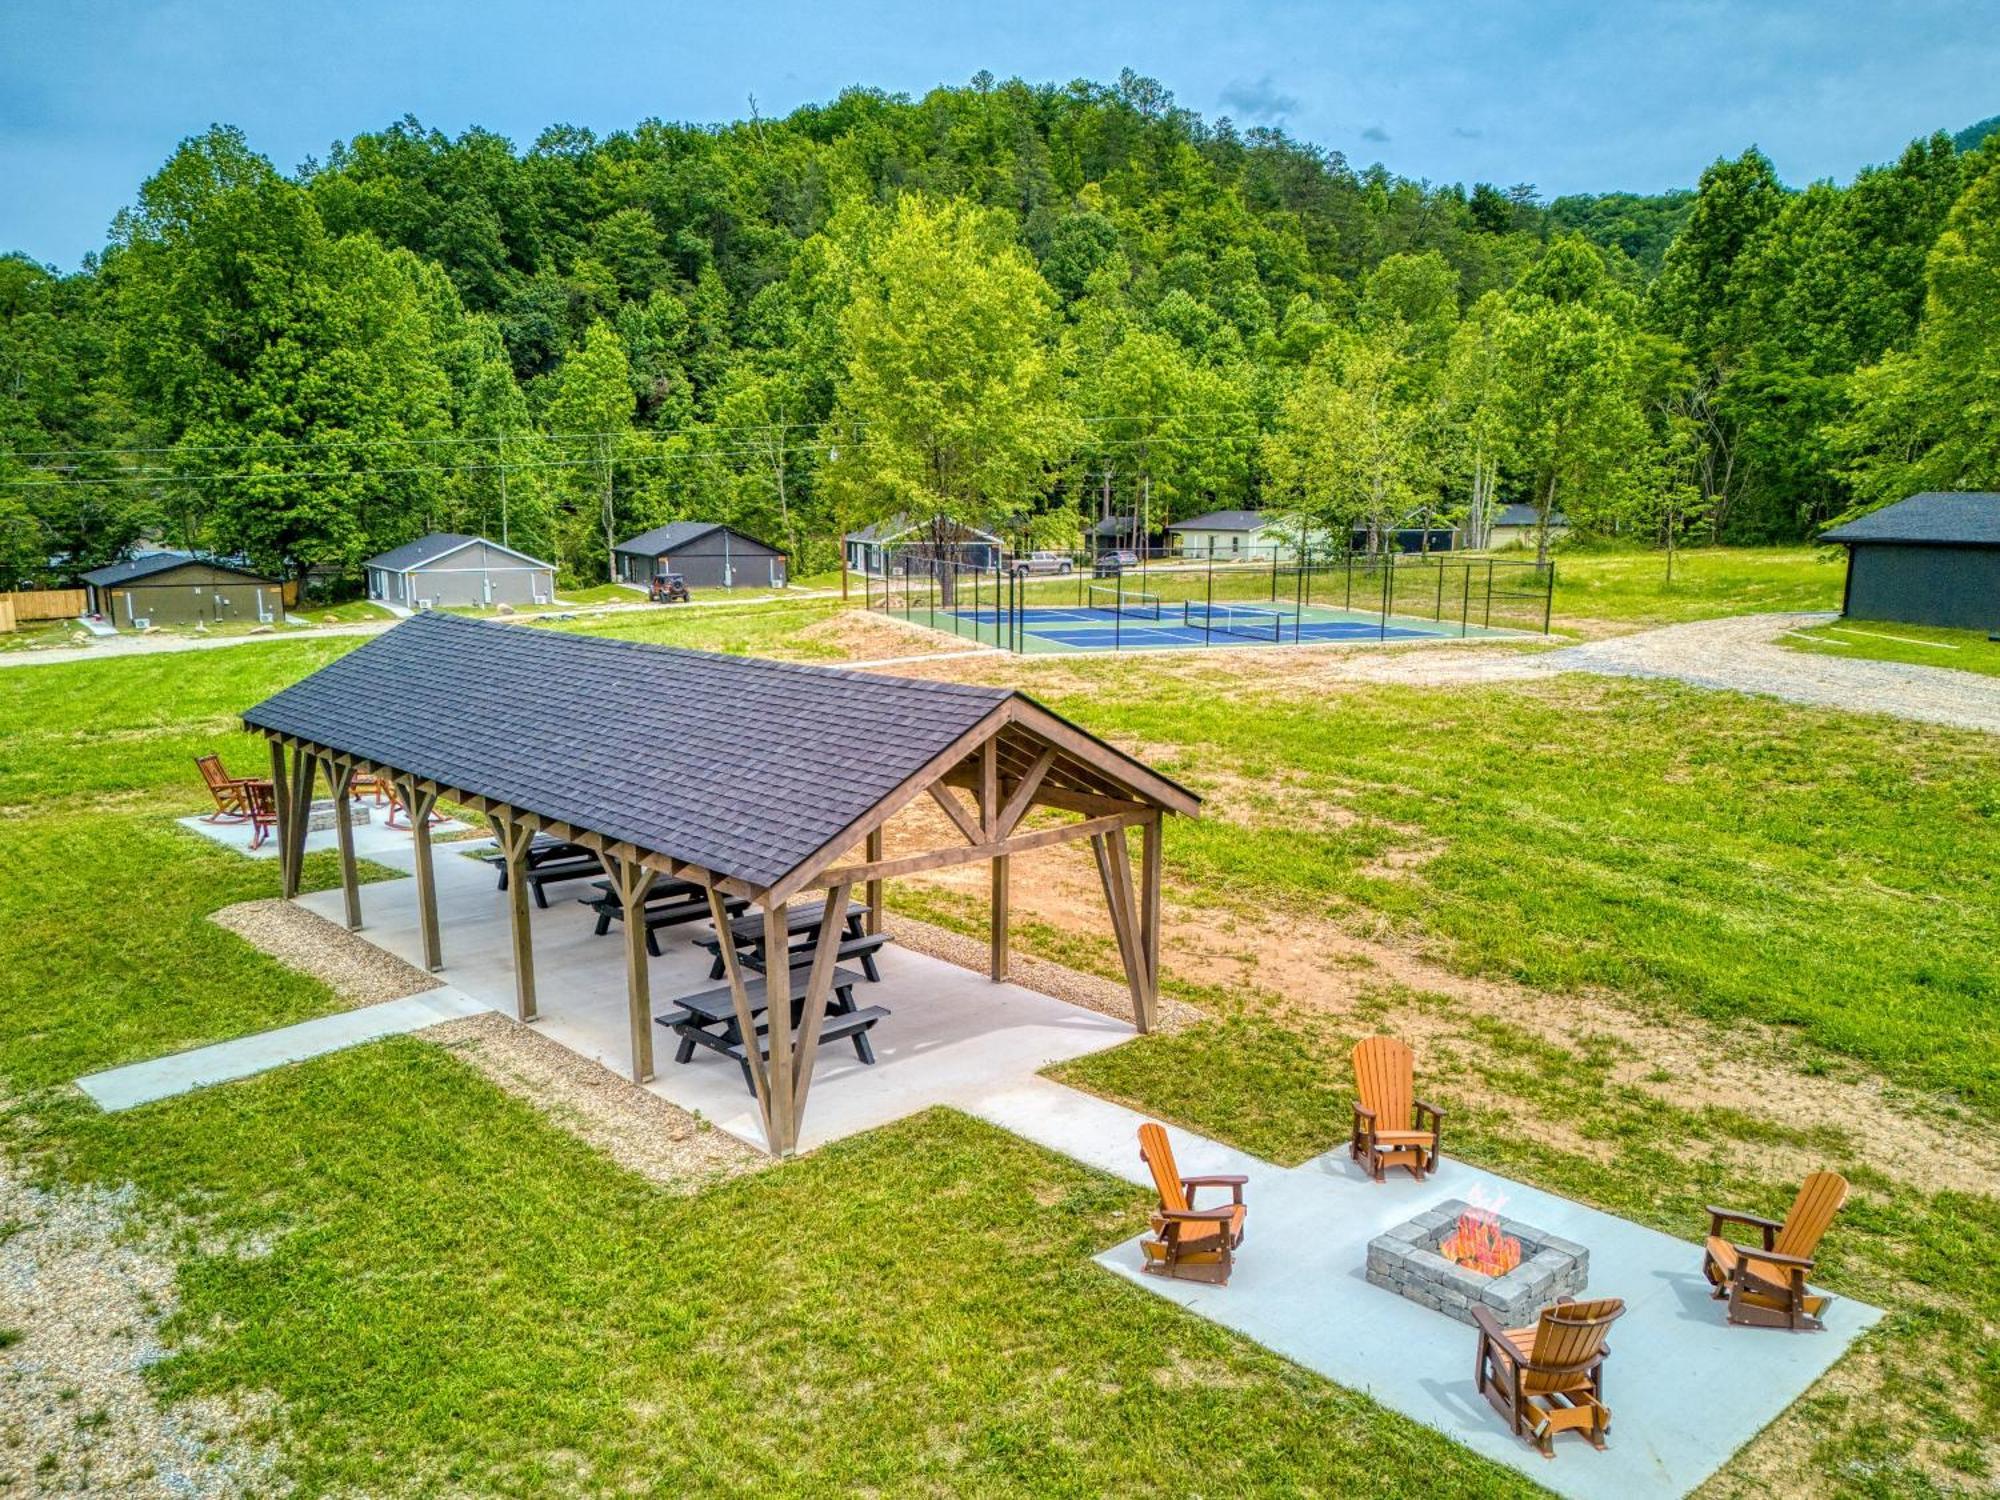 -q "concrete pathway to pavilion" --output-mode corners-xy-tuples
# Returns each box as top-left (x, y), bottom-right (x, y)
(970, 1076), (1881, 1500)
